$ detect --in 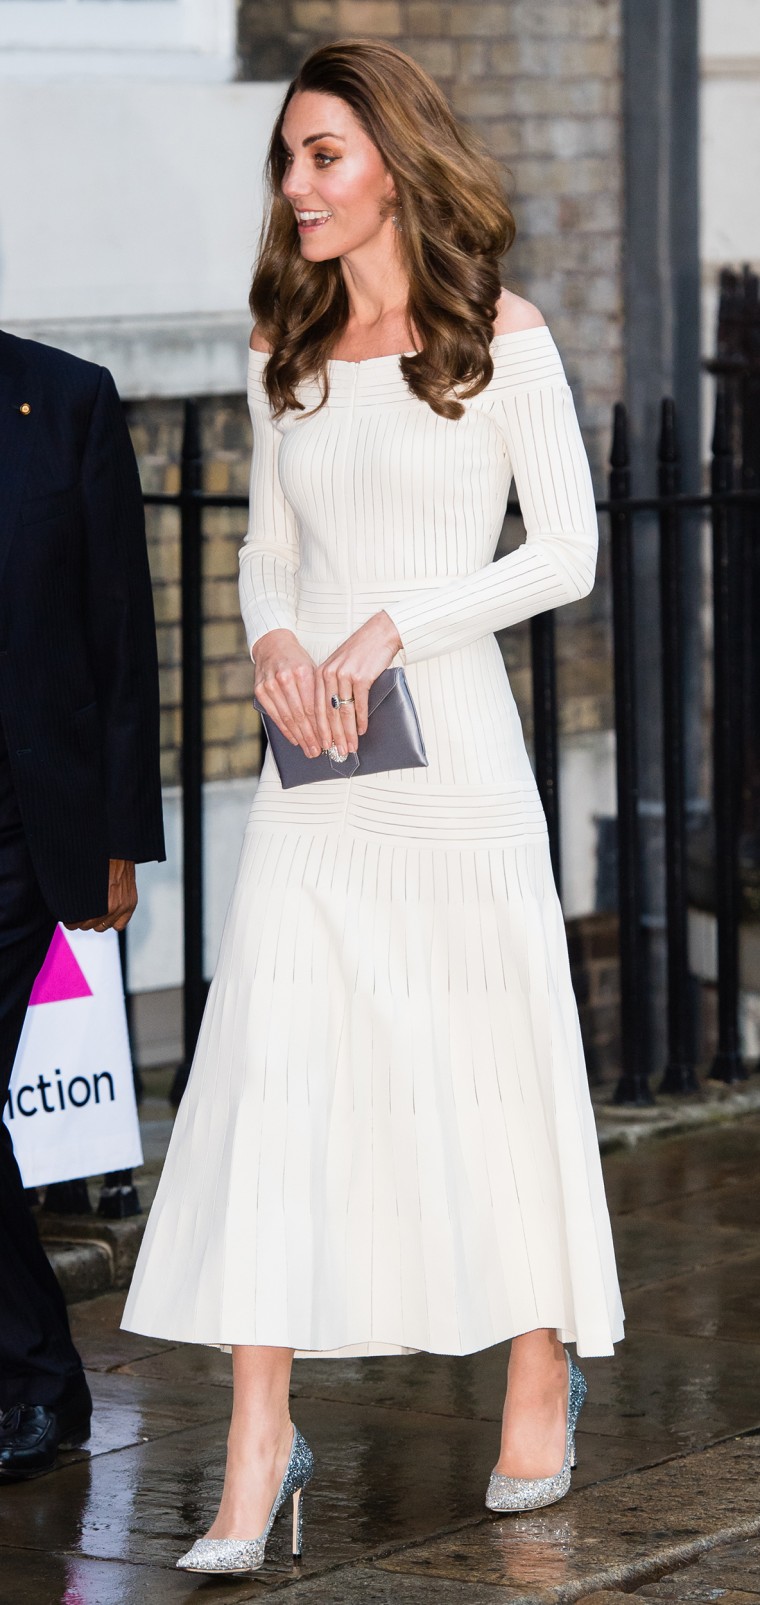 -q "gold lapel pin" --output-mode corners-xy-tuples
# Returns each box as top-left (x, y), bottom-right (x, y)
(19, 402), (32, 415)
